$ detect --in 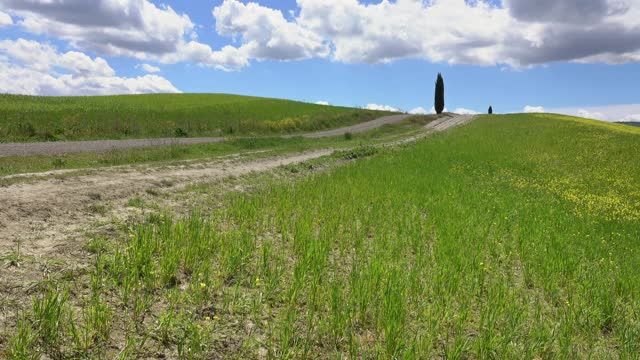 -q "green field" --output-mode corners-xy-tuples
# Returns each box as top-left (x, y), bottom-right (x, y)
(0, 94), (388, 142)
(4, 114), (640, 358)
